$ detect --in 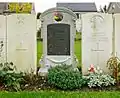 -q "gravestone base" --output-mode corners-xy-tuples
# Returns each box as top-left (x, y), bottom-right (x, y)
(38, 65), (79, 76)
(38, 67), (49, 76)
(38, 55), (79, 76)
(38, 56), (49, 76)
